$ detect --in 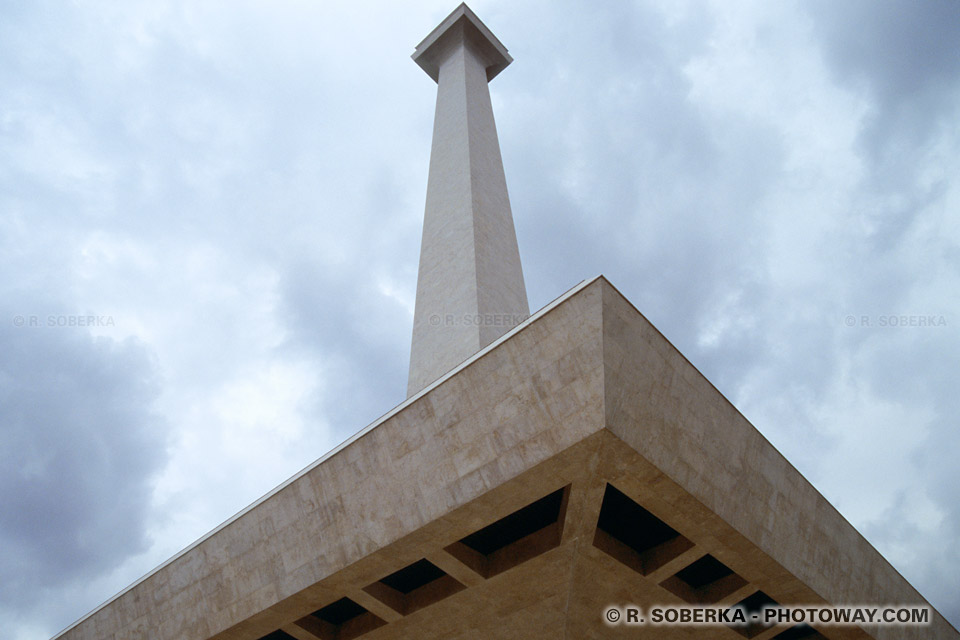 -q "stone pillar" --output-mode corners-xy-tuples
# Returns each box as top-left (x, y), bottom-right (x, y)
(408, 4), (529, 397)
